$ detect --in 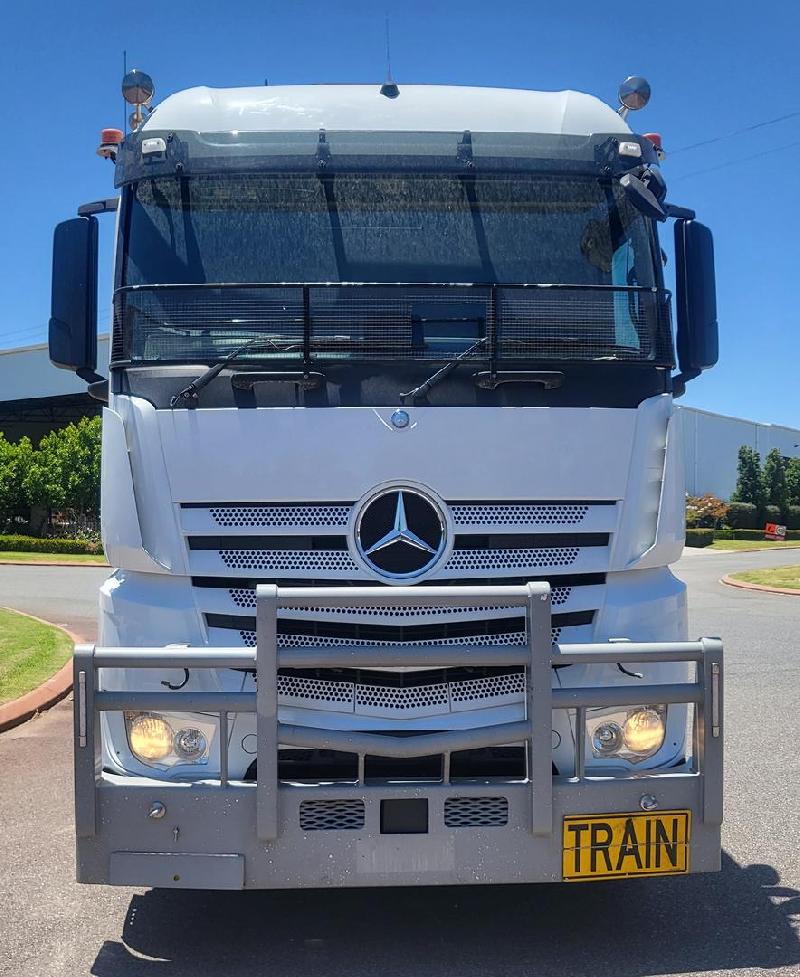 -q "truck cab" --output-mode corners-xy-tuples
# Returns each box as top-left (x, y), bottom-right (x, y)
(51, 78), (723, 889)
